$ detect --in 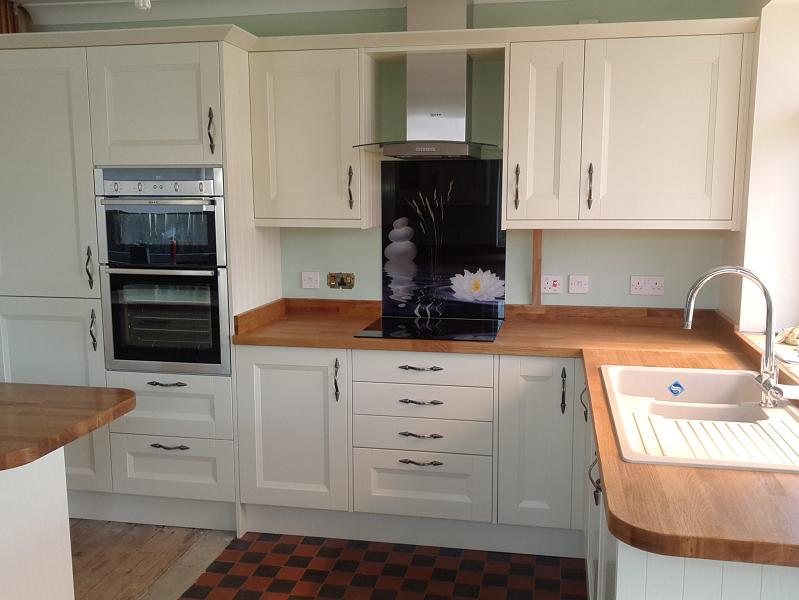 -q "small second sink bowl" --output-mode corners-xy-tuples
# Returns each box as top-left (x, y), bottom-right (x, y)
(602, 365), (799, 473)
